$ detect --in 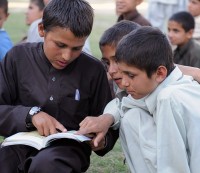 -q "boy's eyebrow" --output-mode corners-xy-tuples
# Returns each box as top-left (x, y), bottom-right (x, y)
(55, 41), (84, 49)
